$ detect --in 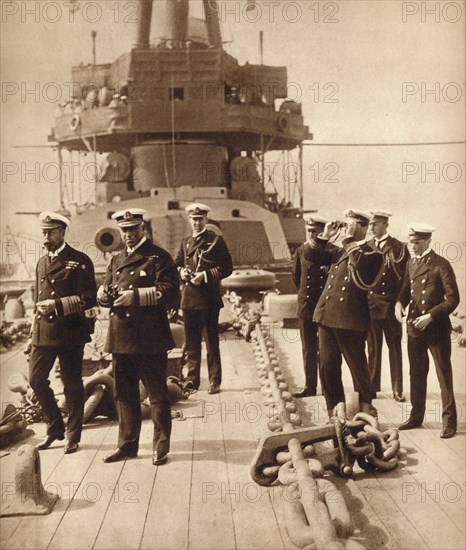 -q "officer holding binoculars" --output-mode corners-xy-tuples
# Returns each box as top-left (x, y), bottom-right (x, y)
(97, 208), (180, 465)
(175, 203), (233, 395)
